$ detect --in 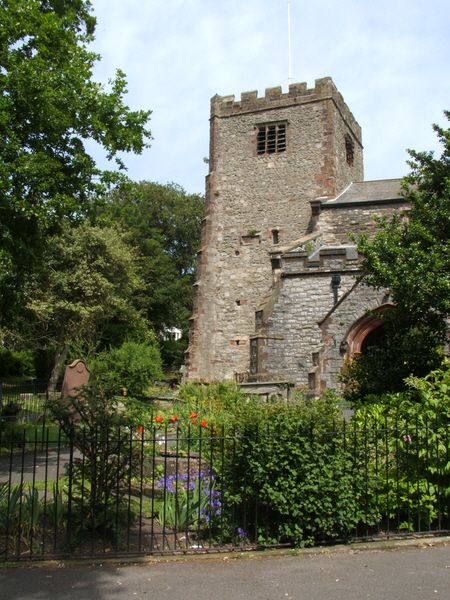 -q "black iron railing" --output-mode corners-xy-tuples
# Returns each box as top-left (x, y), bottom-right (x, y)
(0, 419), (449, 562)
